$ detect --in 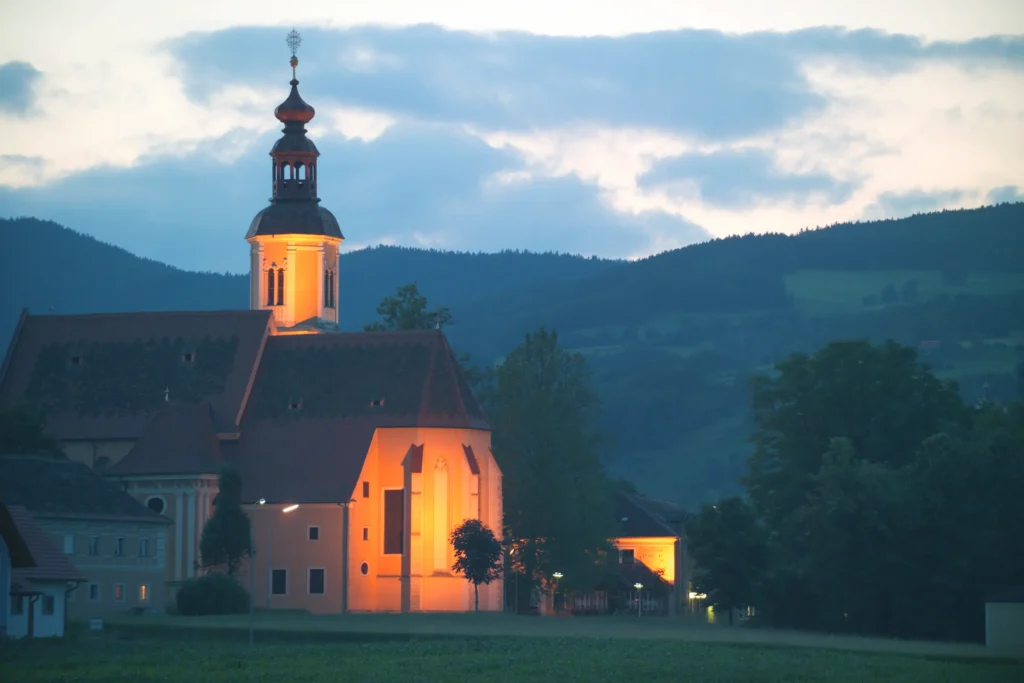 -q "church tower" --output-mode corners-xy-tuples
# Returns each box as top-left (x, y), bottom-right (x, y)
(246, 31), (343, 332)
